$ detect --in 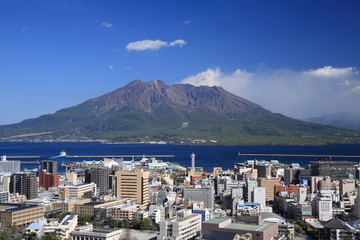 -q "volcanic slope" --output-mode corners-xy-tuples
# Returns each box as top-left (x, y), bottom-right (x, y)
(0, 80), (359, 144)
